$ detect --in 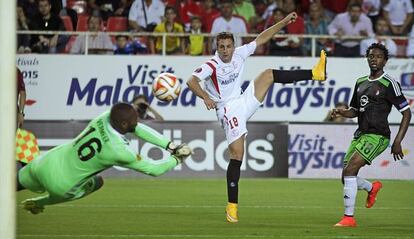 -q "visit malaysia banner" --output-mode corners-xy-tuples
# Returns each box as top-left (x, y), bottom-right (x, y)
(17, 55), (414, 122)
(289, 124), (414, 179)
